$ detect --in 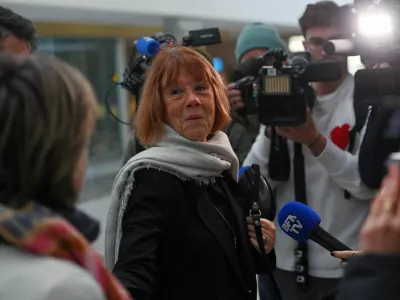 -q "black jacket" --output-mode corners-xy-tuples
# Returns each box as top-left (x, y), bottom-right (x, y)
(335, 254), (400, 300)
(359, 104), (399, 189)
(113, 168), (276, 300)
